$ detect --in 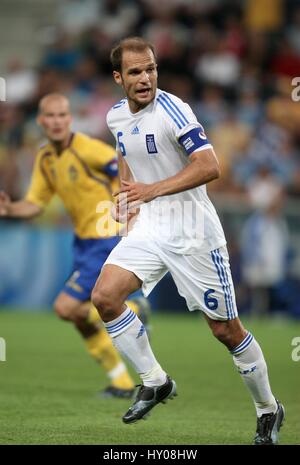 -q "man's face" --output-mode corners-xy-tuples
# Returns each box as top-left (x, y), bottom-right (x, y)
(114, 49), (158, 113)
(37, 98), (72, 143)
